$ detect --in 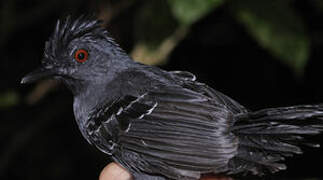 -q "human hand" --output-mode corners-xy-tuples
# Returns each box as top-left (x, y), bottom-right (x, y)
(99, 163), (233, 180)
(99, 163), (132, 180)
